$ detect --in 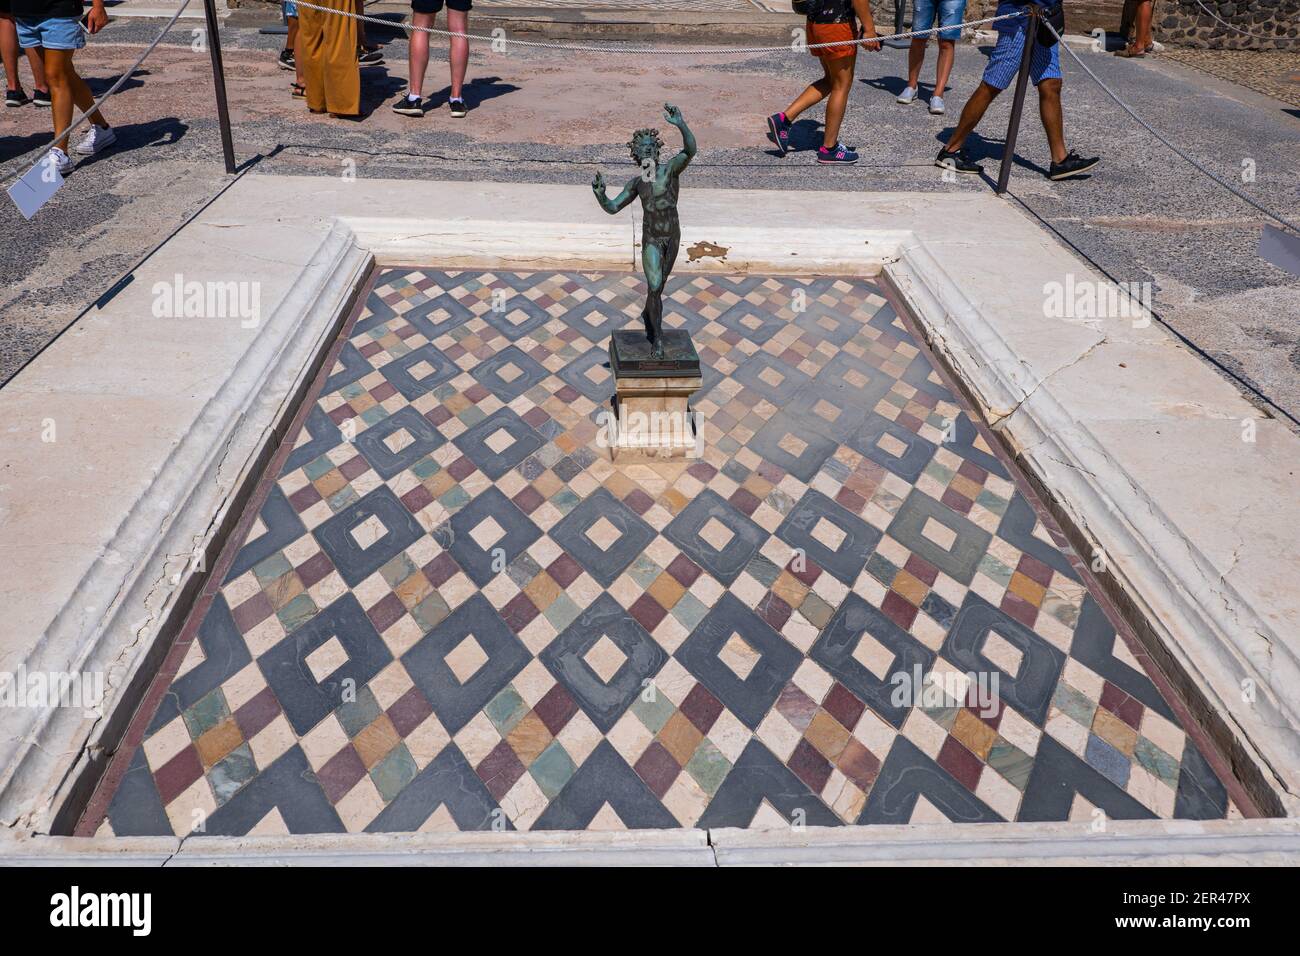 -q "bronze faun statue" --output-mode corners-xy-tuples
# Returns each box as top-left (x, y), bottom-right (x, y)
(592, 103), (696, 358)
